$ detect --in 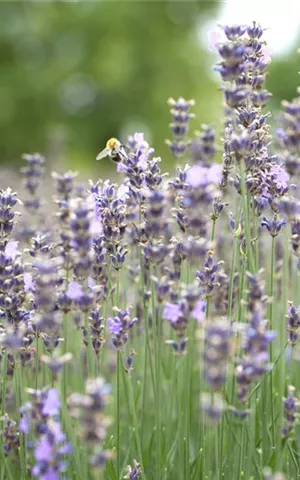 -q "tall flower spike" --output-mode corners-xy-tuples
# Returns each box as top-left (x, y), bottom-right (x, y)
(277, 58), (300, 176)
(21, 153), (45, 213)
(68, 377), (111, 468)
(204, 320), (232, 391)
(20, 388), (71, 480)
(196, 251), (222, 299)
(0, 189), (20, 248)
(236, 310), (276, 403)
(216, 23), (281, 211)
(191, 125), (216, 164)
(70, 199), (94, 278)
(0, 414), (20, 456)
(163, 284), (205, 355)
(286, 303), (300, 346)
(166, 97), (195, 158)
(282, 385), (298, 438)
